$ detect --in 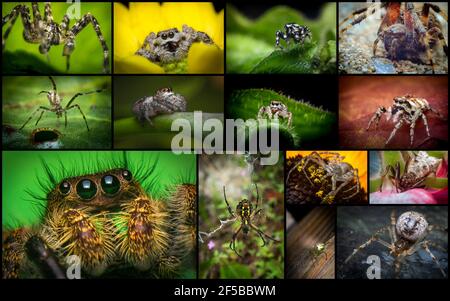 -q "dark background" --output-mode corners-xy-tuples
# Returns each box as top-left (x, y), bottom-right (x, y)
(226, 75), (338, 112)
